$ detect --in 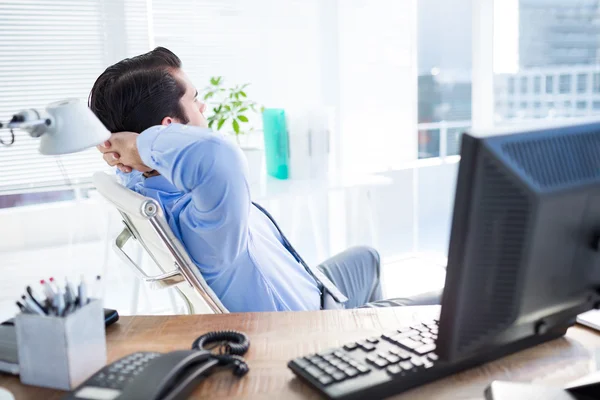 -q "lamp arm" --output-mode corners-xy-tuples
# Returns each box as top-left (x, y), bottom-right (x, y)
(0, 109), (55, 147)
